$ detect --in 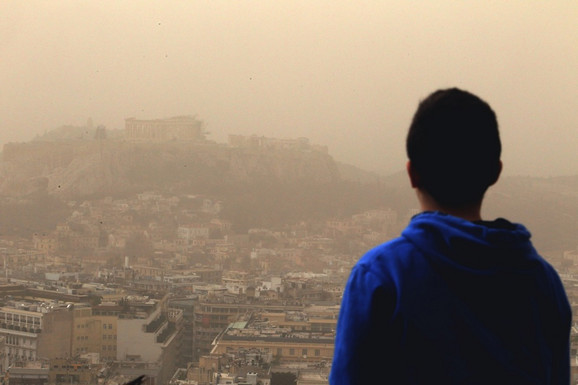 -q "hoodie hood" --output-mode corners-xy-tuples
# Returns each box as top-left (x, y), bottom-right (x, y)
(401, 211), (539, 272)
